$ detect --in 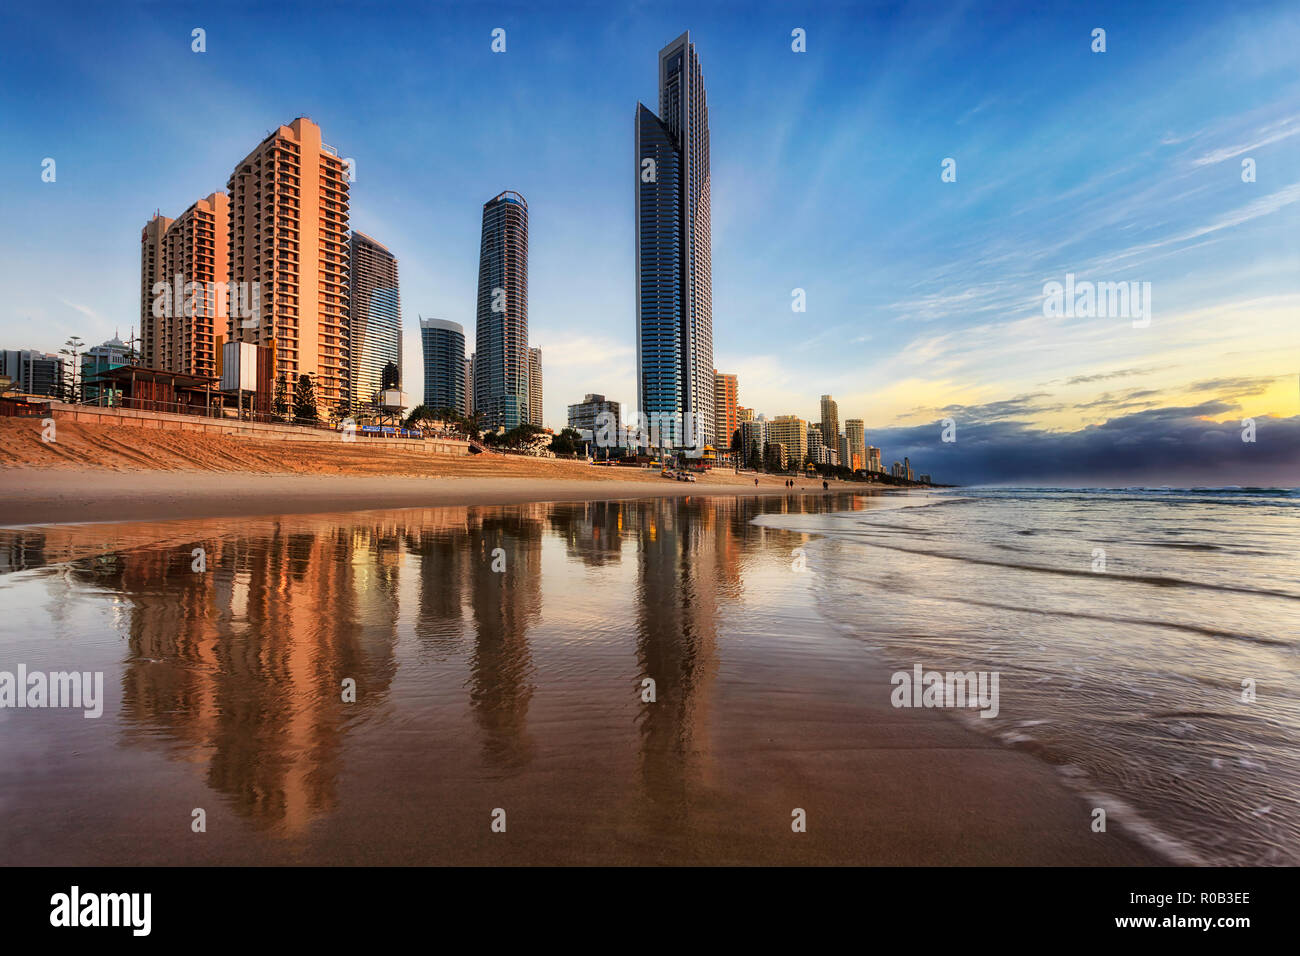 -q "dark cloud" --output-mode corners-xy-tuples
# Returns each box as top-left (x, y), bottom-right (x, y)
(1187, 375), (1285, 397)
(929, 393), (1063, 423)
(1059, 364), (1172, 386)
(1073, 387), (1164, 410)
(871, 404), (1300, 486)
